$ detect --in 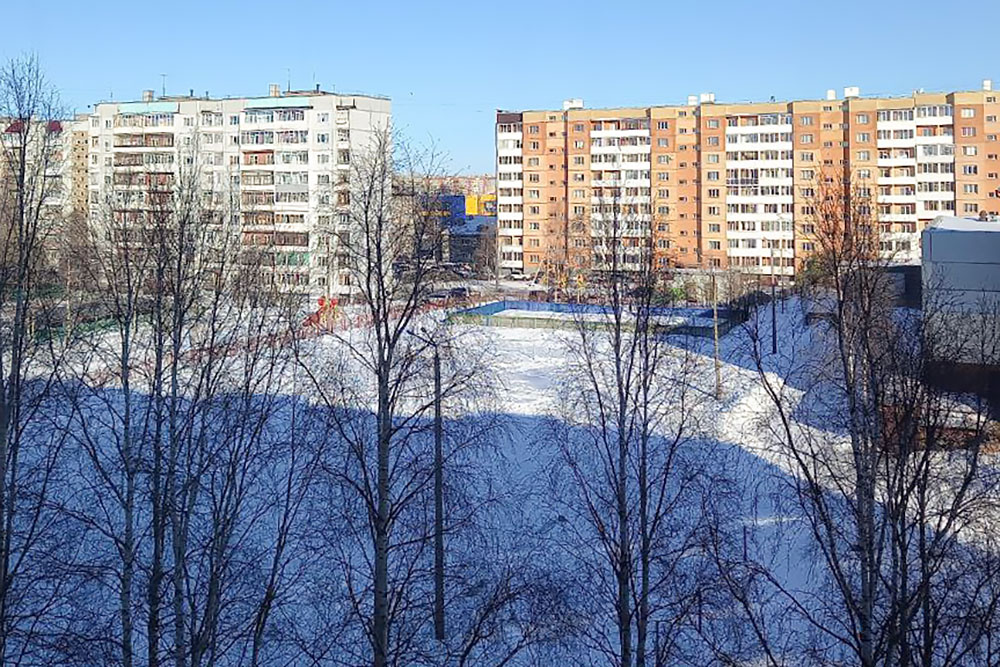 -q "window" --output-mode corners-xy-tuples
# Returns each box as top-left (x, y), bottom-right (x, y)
(856, 113), (869, 124)
(707, 119), (720, 129)
(964, 146), (978, 156)
(708, 188), (720, 198)
(857, 132), (870, 142)
(856, 150), (870, 161)
(528, 125), (539, 134)
(230, 115), (239, 125)
(963, 165), (979, 175)
(657, 121), (669, 130)
(708, 205), (720, 215)
(800, 116), (813, 126)
(962, 127), (977, 137)
(964, 184), (979, 194)
(961, 108), (976, 118)
(800, 152), (814, 162)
